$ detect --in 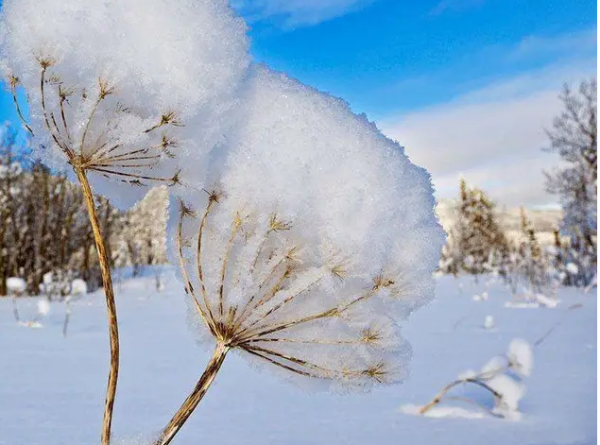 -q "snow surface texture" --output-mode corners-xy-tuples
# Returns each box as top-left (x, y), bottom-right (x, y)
(0, 0), (250, 209)
(0, 273), (595, 445)
(170, 65), (445, 391)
